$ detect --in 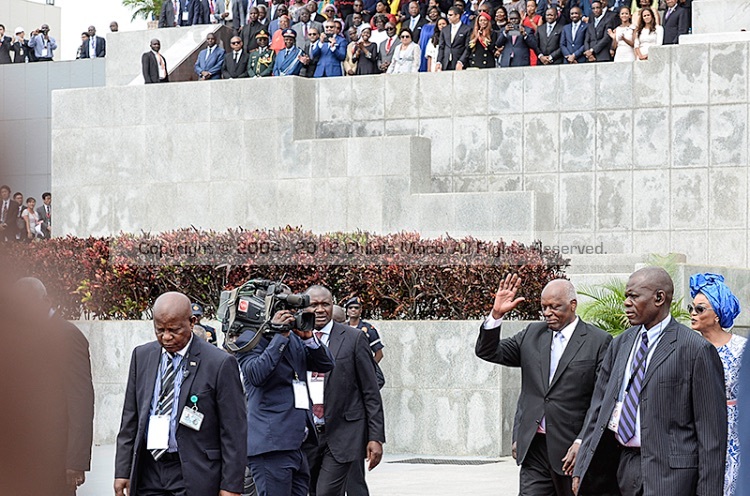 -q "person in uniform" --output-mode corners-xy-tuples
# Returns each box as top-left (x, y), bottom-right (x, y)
(247, 30), (275, 77)
(273, 28), (308, 76)
(344, 297), (384, 363)
(191, 303), (217, 345)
